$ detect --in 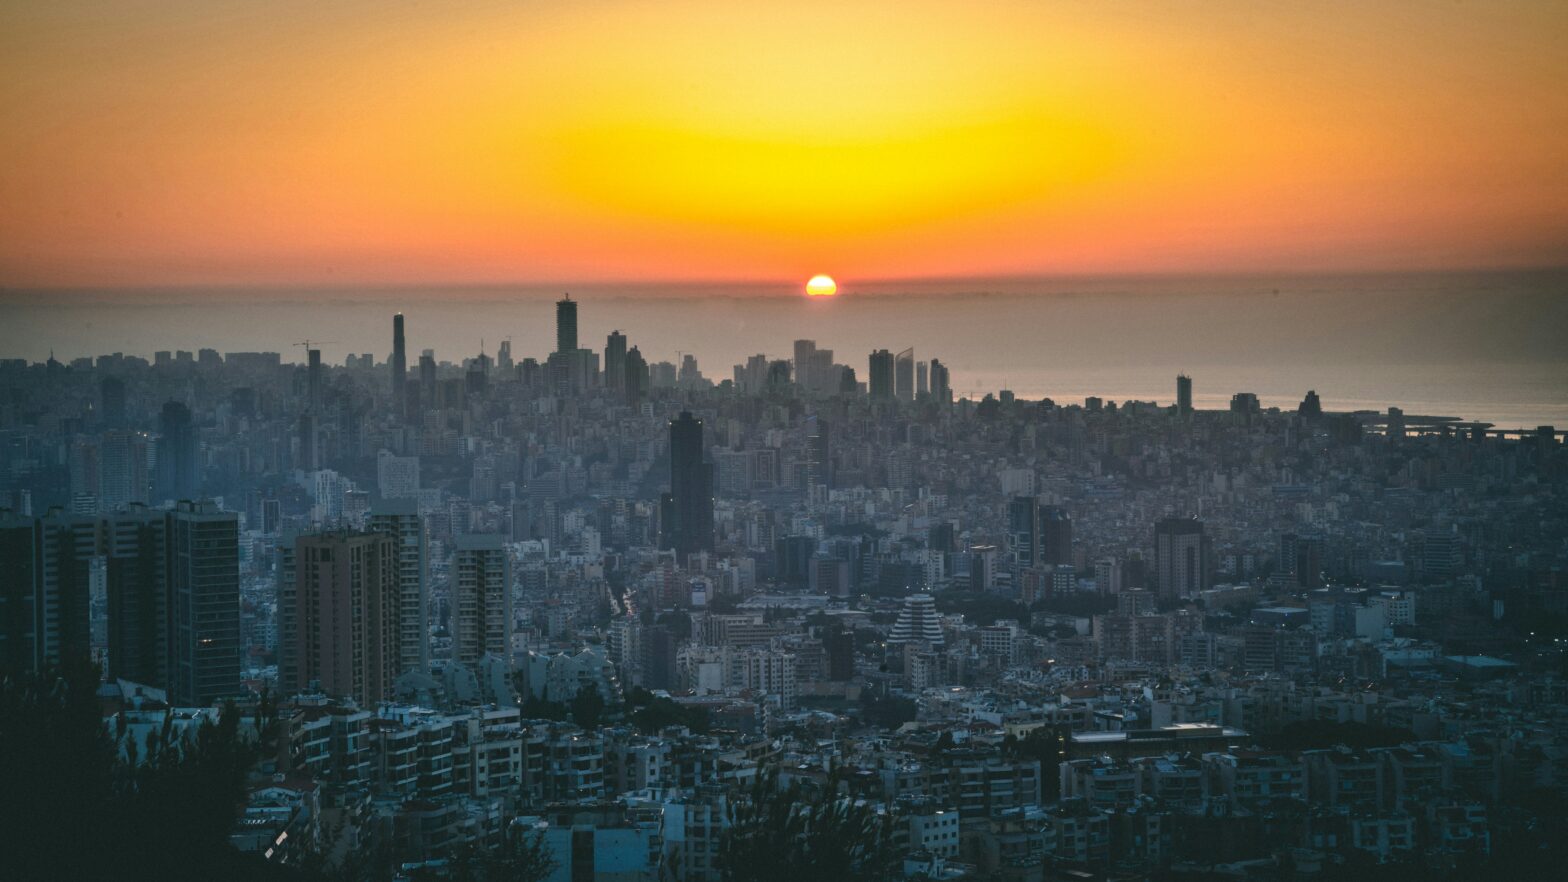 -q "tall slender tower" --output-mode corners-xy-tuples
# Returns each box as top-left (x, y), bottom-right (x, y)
(1177, 374), (1193, 416)
(391, 313), (407, 414)
(556, 294), (578, 355)
(166, 500), (240, 705)
(369, 499), (428, 673)
(895, 348), (915, 402)
(452, 535), (511, 666)
(868, 350), (894, 399)
(605, 330), (628, 392)
(662, 411), (713, 556)
(156, 401), (198, 501)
